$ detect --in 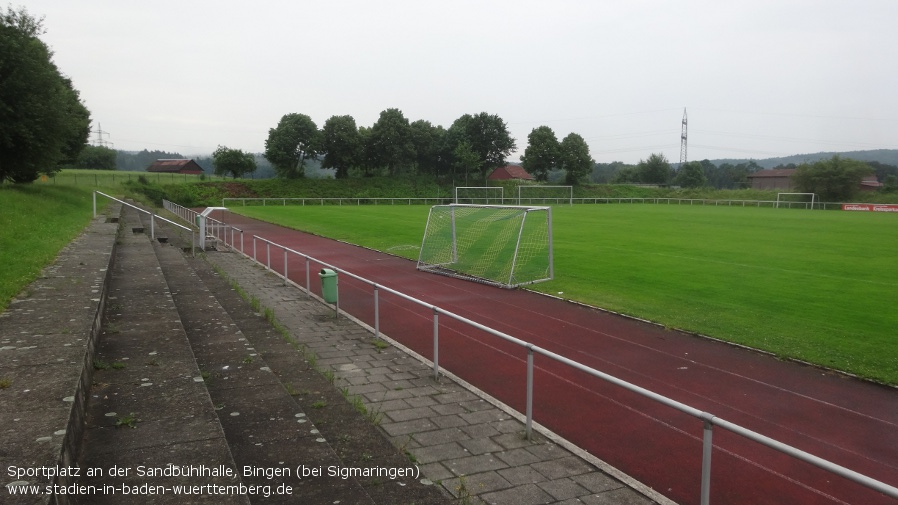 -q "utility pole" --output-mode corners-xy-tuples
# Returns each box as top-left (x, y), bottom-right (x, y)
(679, 108), (687, 168)
(92, 123), (113, 149)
